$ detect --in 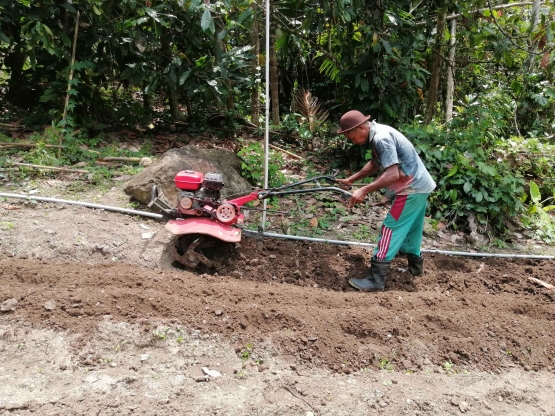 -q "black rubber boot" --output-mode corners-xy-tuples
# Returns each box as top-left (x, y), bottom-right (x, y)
(407, 254), (424, 276)
(349, 258), (391, 292)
